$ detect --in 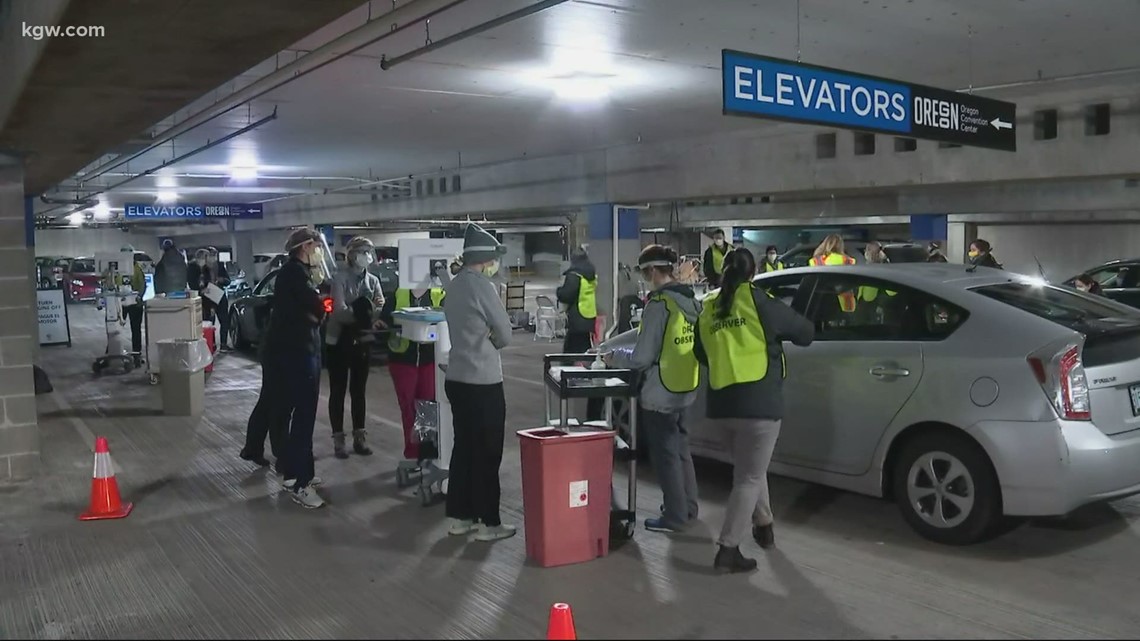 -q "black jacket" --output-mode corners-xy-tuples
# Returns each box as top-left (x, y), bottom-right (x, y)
(702, 244), (732, 286)
(262, 257), (325, 357)
(694, 286), (814, 420)
(154, 249), (188, 295)
(971, 253), (1003, 270)
(556, 258), (598, 334)
(381, 289), (443, 366)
